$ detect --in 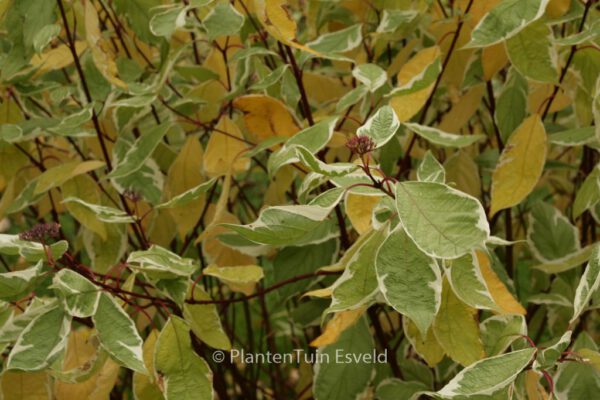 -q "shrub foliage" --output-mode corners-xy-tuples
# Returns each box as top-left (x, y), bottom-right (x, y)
(0, 0), (599, 399)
